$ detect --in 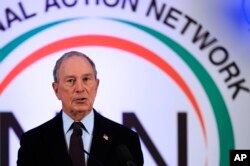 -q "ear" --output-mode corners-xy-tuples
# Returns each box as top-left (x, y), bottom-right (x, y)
(52, 82), (61, 100)
(95, 79), (100, 90)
